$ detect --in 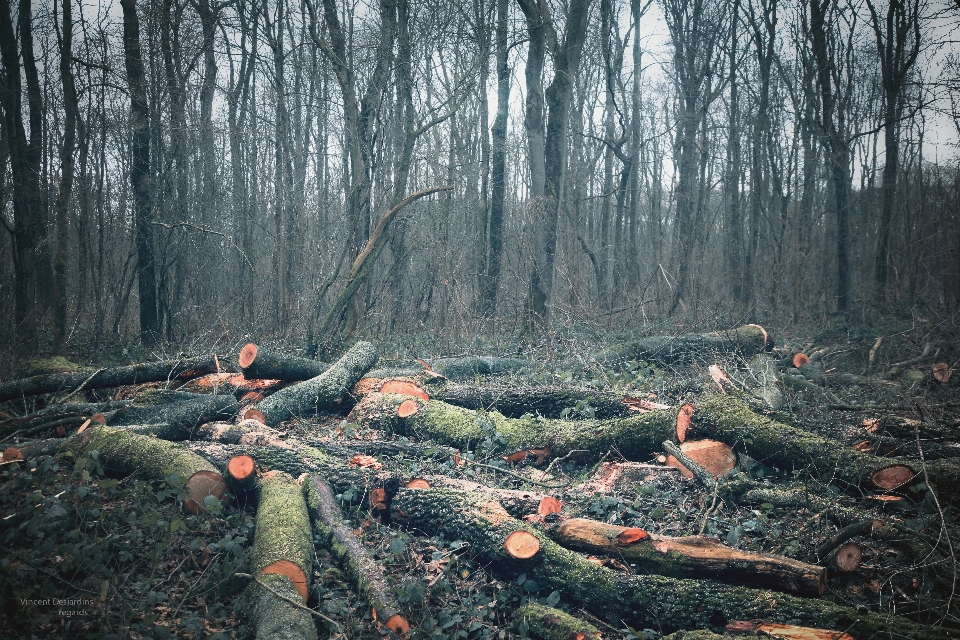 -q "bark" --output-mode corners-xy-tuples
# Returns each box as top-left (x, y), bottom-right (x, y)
(110, 391), (239, 440)
(428, 381), (635, 419)
(0, 401), (132, 430)
(0, 355), (222, 402)
(690, 395), (960, 502)
(349, 392), (677, 460)
(67, 425), (226, 513)
(239, 344), (330, 381)
(589, 324), (772, 367)
(178, 373), (286, 398)
(247, 470), (317, 640)
(303, 476), (408, 635)
(196, 420), (287, 447)
(120, 0), (160, 343)
(512, 602), (601, 640)
(388, 486), (945, 638)
(257, 341), (378, 426)
(548, 517), (825, 597)
(429, 356), (531, 380)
